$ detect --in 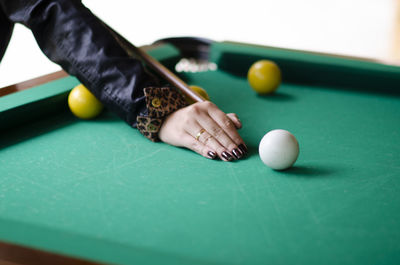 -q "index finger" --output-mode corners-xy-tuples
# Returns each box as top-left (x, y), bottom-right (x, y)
(207, 104), (247, 153)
